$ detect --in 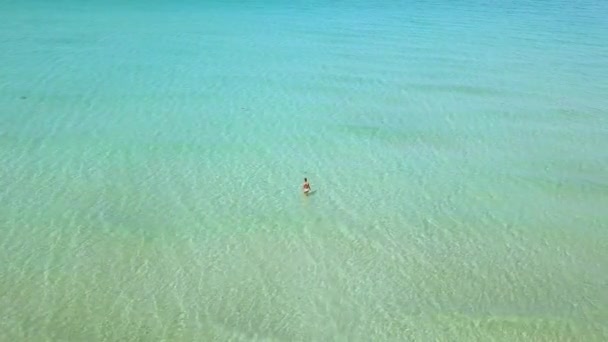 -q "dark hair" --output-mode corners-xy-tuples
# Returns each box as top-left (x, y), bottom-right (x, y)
(304, 178), (307, 182)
